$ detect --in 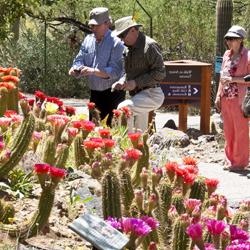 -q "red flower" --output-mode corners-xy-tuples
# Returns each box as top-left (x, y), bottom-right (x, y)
(98, 128), (111, 138)
(183, 156), (197, 167)
(34, 90), (46, 101)
(49, 166), (66, 179)
(175, 165), (187, 177)
(165, 161), (178, 172)
(123, 148), (142, 161)
(4, 110), (17, 117)
(34, 163), (50, 174)
(27, 98), (35, 107)
(185, 165), (199, 175)
(103, 138), (116, 149)
(83, 140), (103, 150)
(87, 102), (95, 110)
(46, 97), (64, 107)
(120, 106), (132, 118)
(72, 120), (83, 129)
(65, 106), (76, 116)
(112, 109), (122, 118)
(205, 178), (219, 195)
(128, 132), (141, 142)
(18, 91), (25, 99)
(1, 75), (20, 84)
(82, 120), (95, 132)
(183, 173), (195, 185)
(205, 178), (219, 189)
